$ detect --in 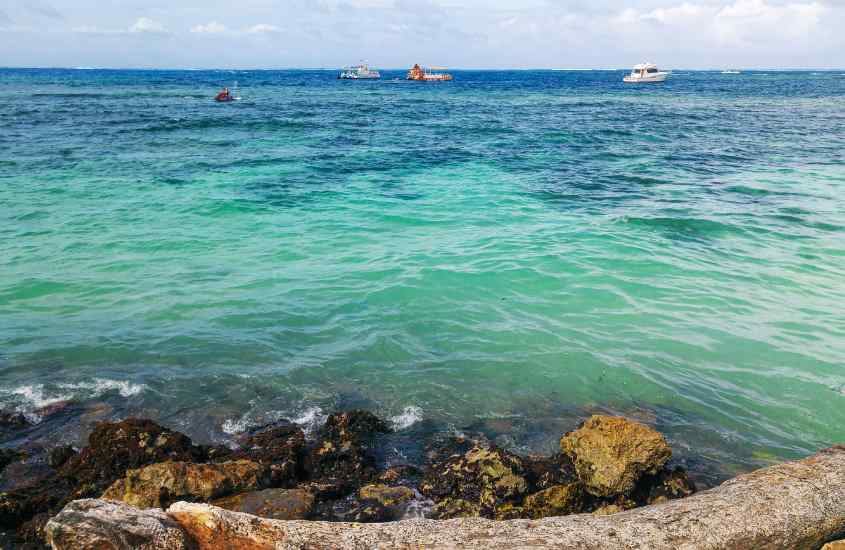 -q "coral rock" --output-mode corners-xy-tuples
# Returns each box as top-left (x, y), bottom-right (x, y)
(560, 415), (671, 497)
